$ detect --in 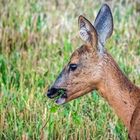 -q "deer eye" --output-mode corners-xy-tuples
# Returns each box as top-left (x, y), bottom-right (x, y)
(69, 64), (77, 71)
